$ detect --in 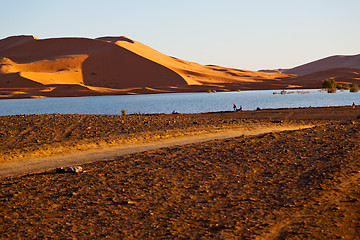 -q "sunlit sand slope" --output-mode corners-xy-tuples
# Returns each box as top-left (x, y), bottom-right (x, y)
(1, 35), (358, 99)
